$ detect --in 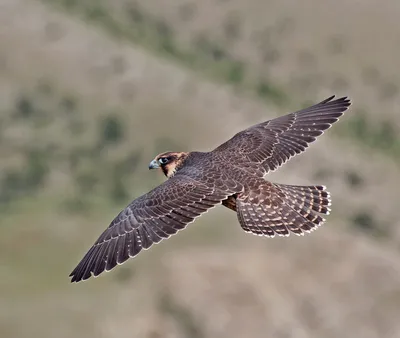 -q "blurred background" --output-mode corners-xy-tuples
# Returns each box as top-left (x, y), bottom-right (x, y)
(1, 0), (400, 337)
